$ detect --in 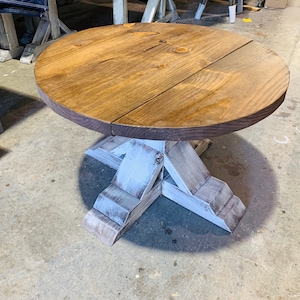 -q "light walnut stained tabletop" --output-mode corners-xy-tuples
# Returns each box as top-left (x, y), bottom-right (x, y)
(35, 22), (290, 141)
